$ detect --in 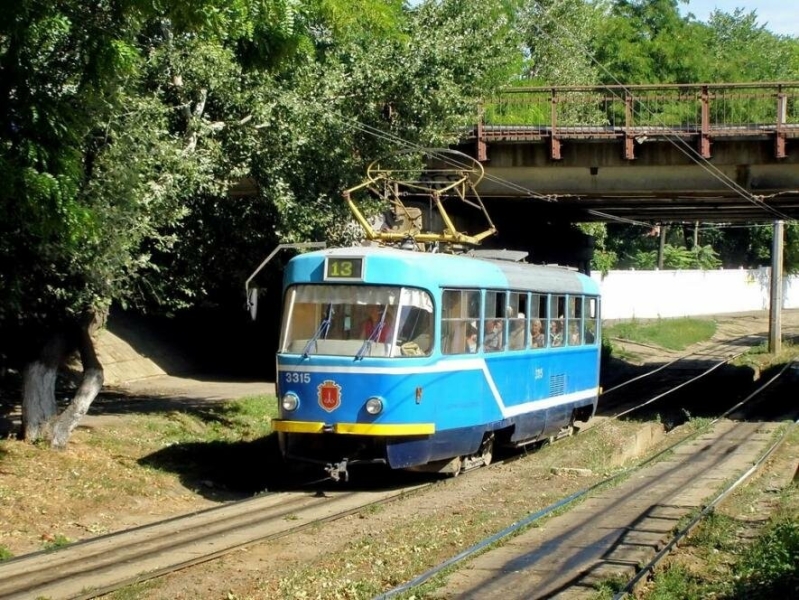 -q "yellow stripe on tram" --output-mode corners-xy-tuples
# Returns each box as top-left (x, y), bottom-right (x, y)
(271, 420), (325, 433)
(334, 423), (435, 436)
(272, 420), (435, 436)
